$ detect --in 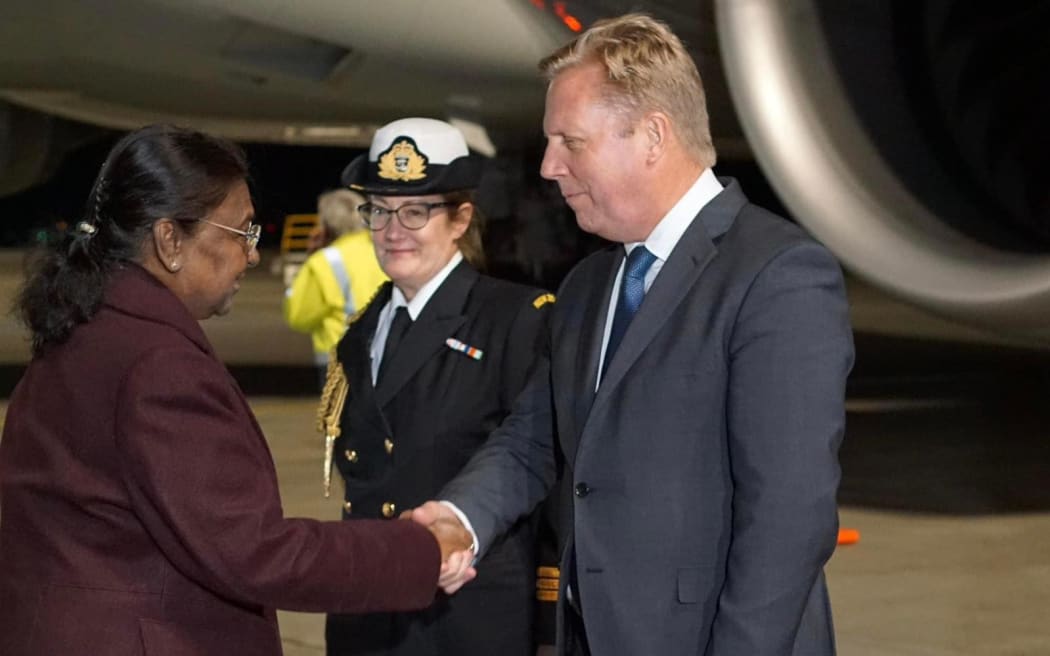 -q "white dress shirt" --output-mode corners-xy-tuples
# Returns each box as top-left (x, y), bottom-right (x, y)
(595, 168), (723, 386)
(369, 251), (463, 384)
